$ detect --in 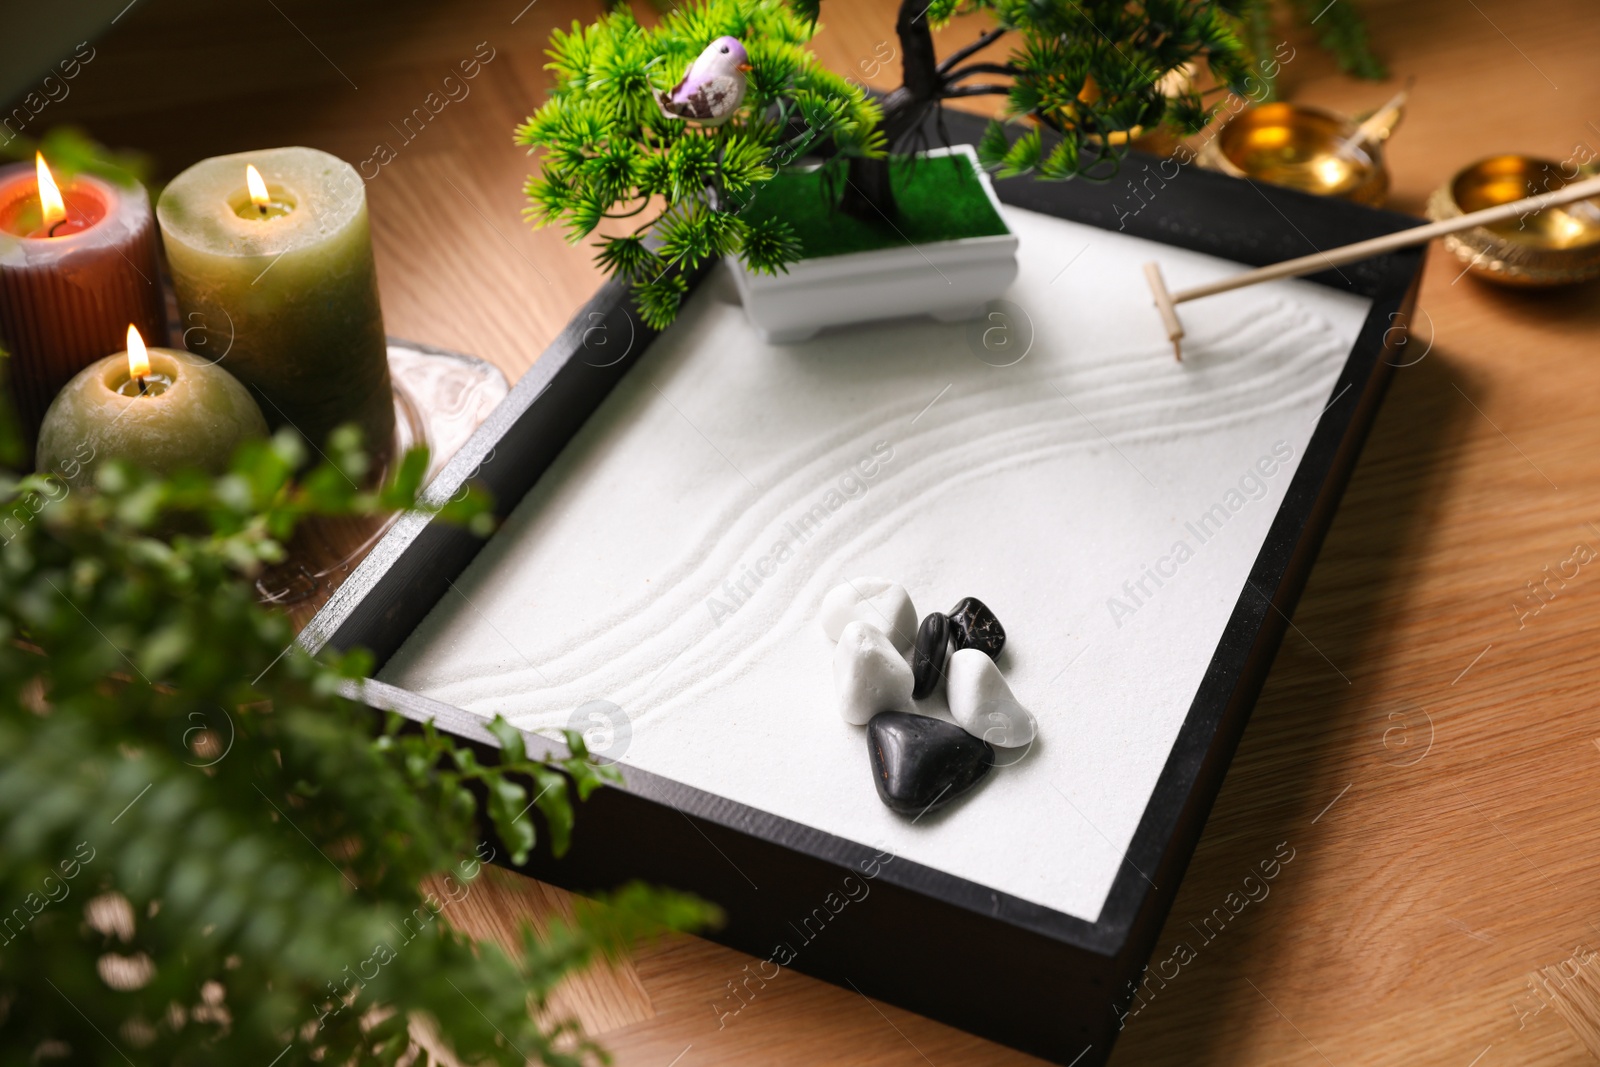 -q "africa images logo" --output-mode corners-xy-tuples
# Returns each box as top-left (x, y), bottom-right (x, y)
(1107, 441), (1294, 628)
